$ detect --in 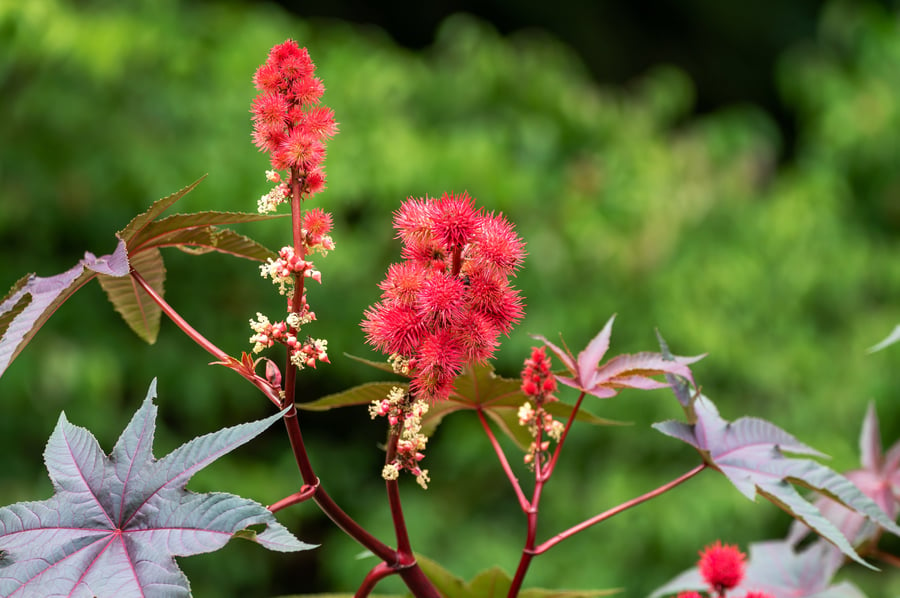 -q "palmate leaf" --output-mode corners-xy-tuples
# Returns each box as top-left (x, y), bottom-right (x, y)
(0, 380), (312, 598)
(330, 359), (621, 449)
(297, 381), (409, 412)
(103, 179), (281, 343)
(649, 540), (866, 598)
(415, 554), (620, 598)
(787, 402), (900, 553)
(97, 247), (166, 344)
(127, 211), (281, 260)
(0, 240), (129, 377)
(653, 395), (900, 568)
(534, 315), (702, 400)
(116, 176), (208, 243)
(0, 178), (283, 377)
